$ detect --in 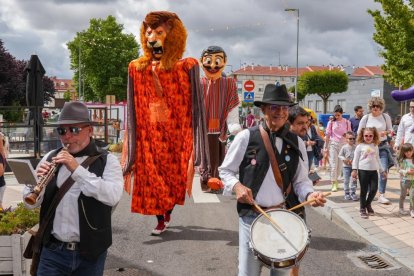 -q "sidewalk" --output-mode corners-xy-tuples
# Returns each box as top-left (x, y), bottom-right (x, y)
(2, 167), (414, 271)
(313, 166), (414, 271)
